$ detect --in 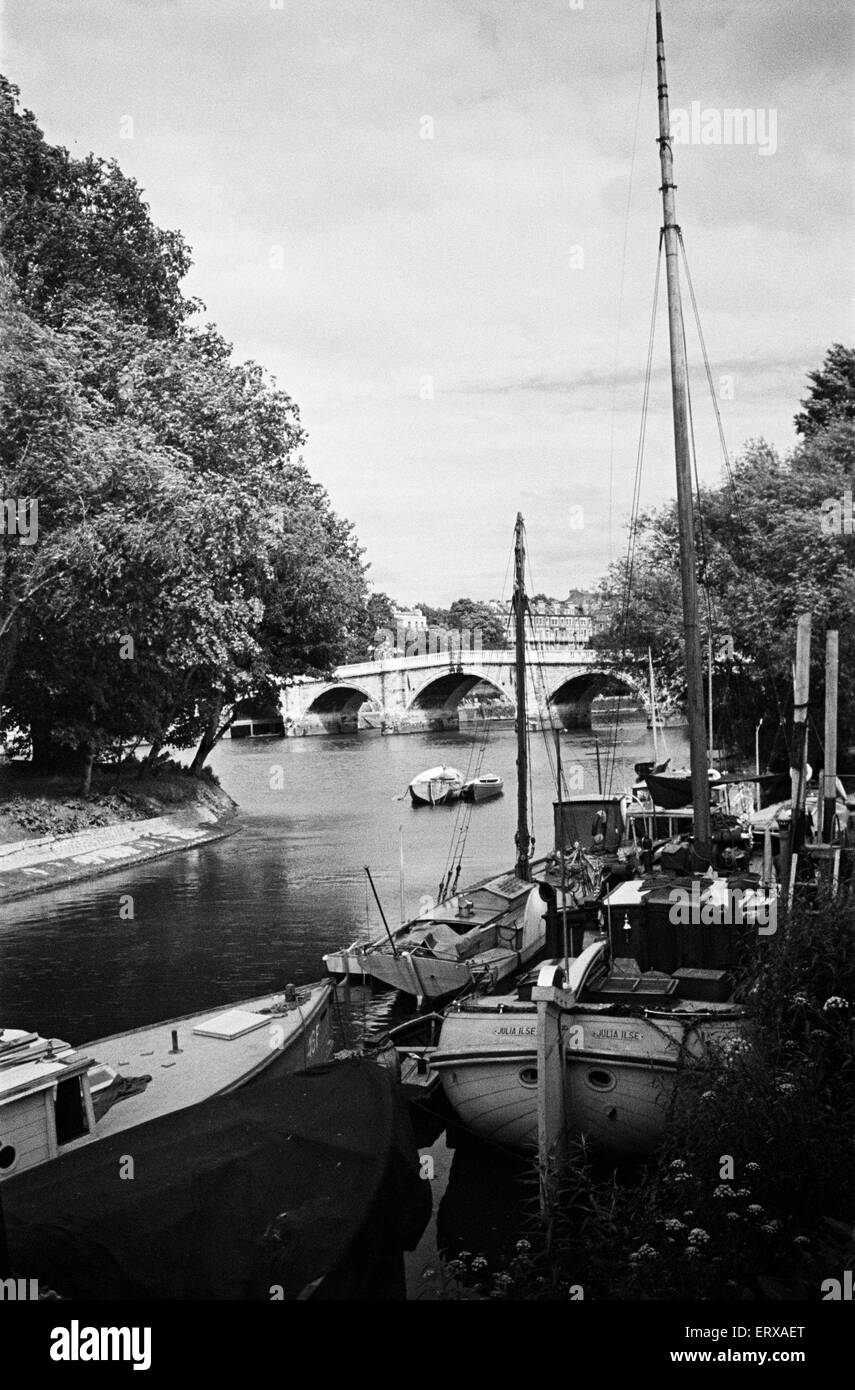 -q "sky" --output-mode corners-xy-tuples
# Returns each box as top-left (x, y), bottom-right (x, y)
(2, 0), (853, 604)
